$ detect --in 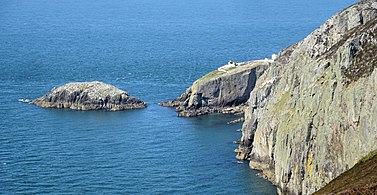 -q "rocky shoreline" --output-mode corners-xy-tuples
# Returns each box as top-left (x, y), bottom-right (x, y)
(30, 81), (147, 111)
